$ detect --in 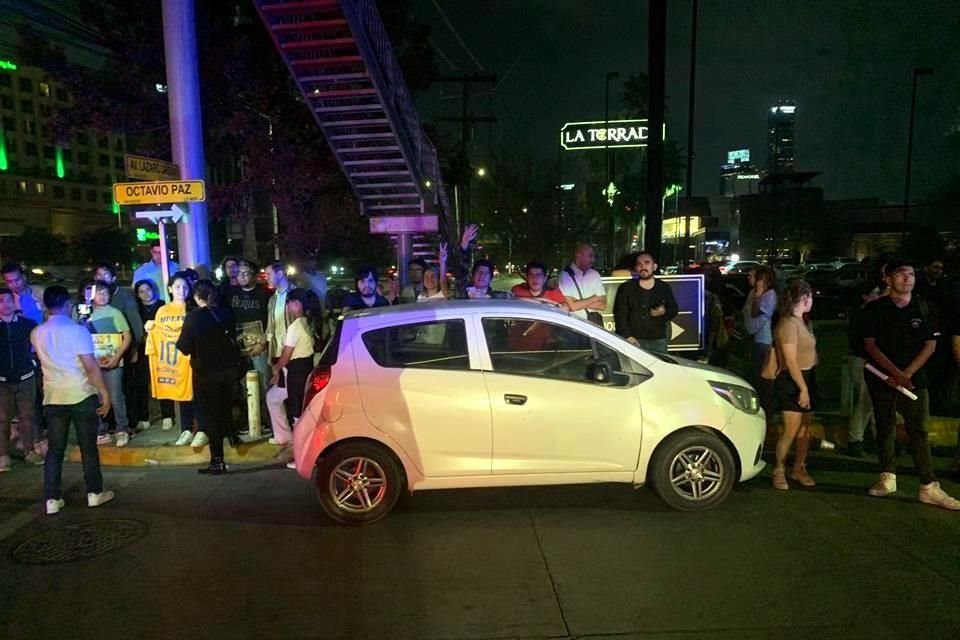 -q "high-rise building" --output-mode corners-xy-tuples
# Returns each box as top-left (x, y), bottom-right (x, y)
(720, 148), (762, 197)
(767, 100), (796, 175)
(0, 59), (129, 240)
